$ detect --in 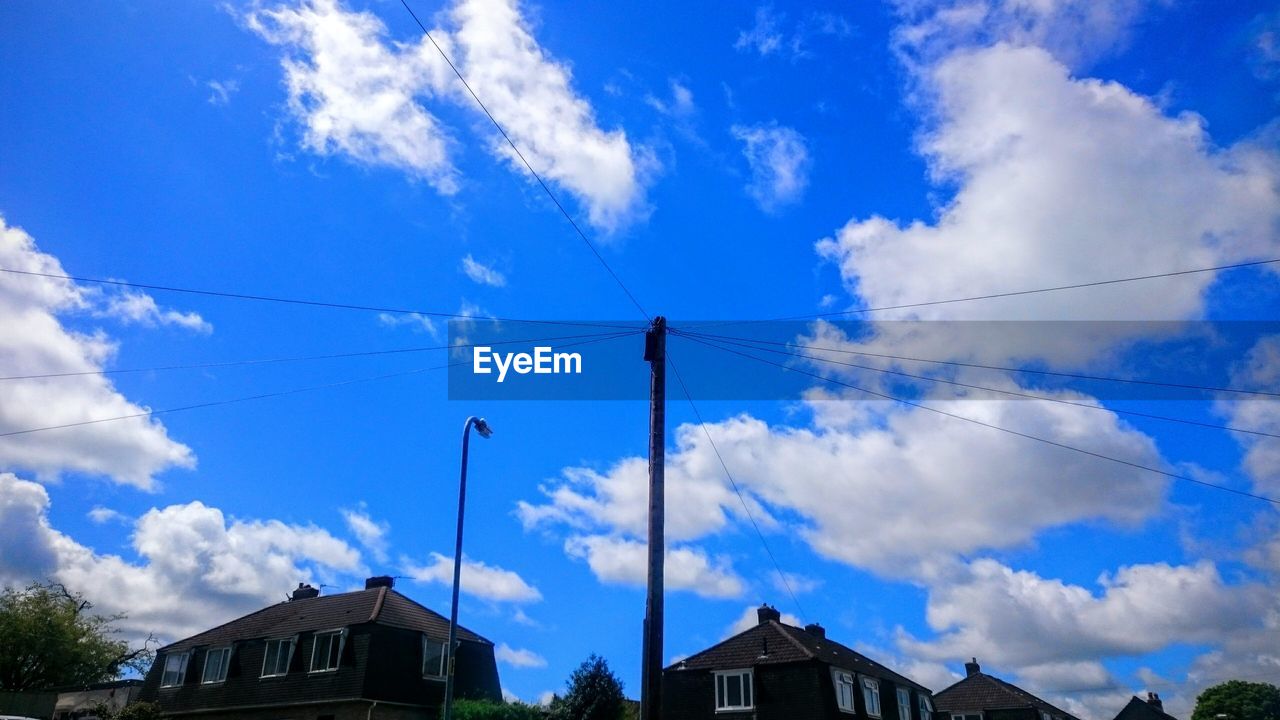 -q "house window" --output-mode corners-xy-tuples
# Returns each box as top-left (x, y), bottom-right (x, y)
(863, 677), (882, 718)
(309, 630), (346, 673)
(919, 694), (934, 720)
(262, 637), (295, 677)
(423, 636), (447, 679)
(714, 669), (753, 711)
(834, 671), (856, 713)
(201, 647), (232, 684)
(160, 652), (189, 687)
(951, 713), (982, 720)
(898, 688), (912, 720)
